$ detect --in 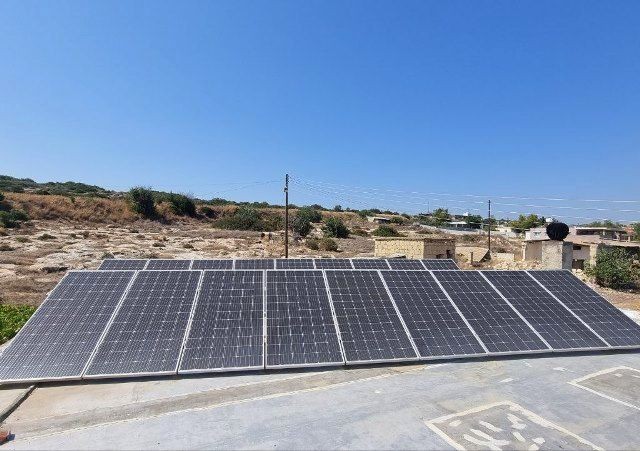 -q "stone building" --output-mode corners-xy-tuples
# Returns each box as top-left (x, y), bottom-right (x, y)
(374, 237), (456, 260)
